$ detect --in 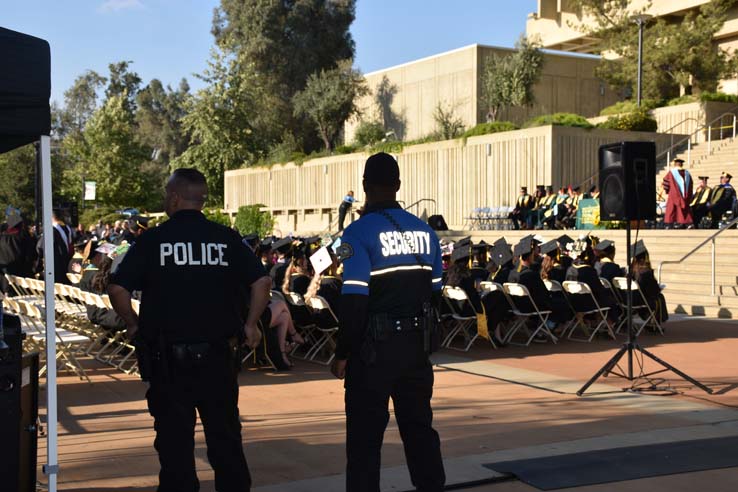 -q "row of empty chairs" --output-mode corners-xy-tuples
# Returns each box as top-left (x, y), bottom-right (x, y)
(464, 206), (515, 230)
(441, 276), (663, 352)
